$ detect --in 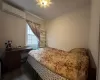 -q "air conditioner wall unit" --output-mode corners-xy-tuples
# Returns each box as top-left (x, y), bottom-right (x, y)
(0, 1), (26, 19)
